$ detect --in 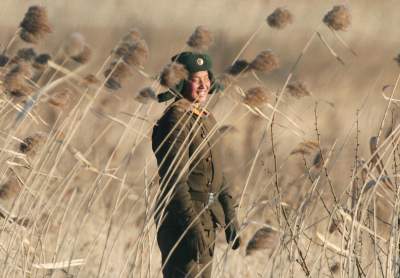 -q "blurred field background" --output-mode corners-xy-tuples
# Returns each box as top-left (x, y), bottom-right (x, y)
(0, 0), (400, 277)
